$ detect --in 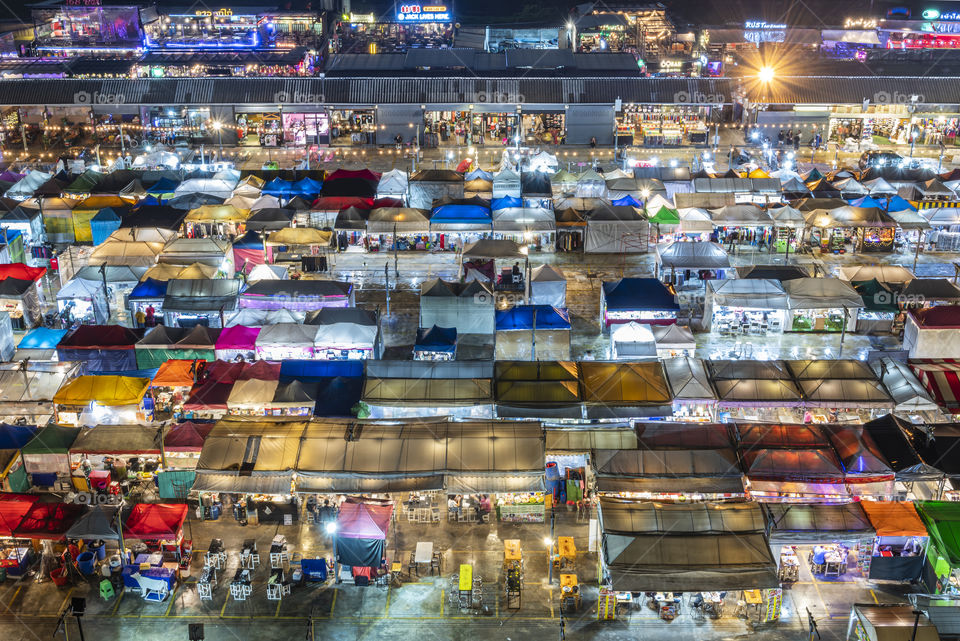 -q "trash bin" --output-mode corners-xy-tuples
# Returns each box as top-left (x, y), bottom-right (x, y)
(89, 540), (106, 561)
(77, 551), (96, 575)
